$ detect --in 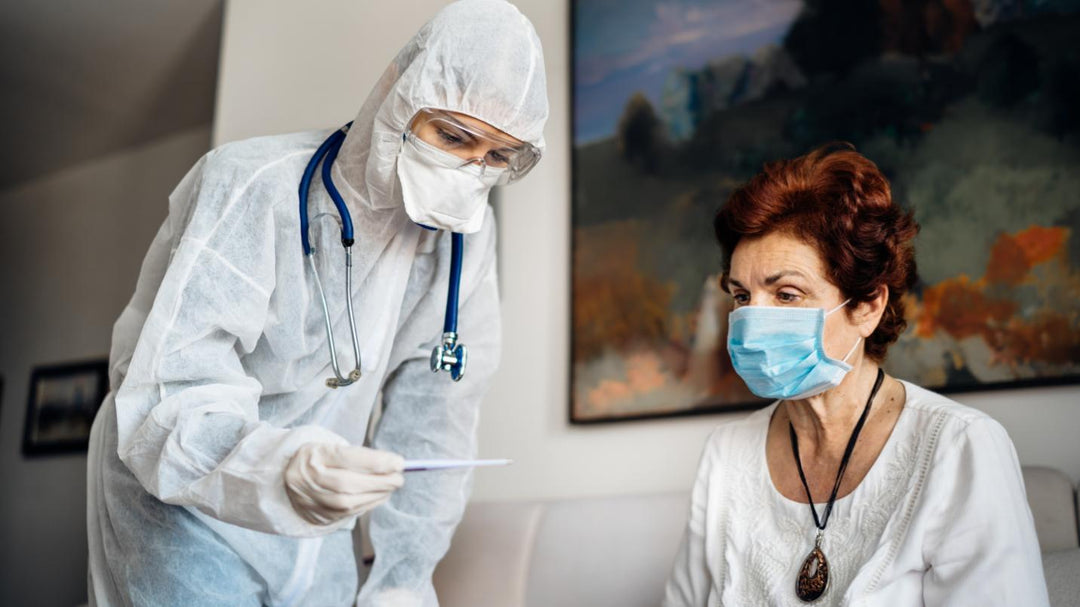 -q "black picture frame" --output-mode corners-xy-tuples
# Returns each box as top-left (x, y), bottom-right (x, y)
(22, 359), (108, 456)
